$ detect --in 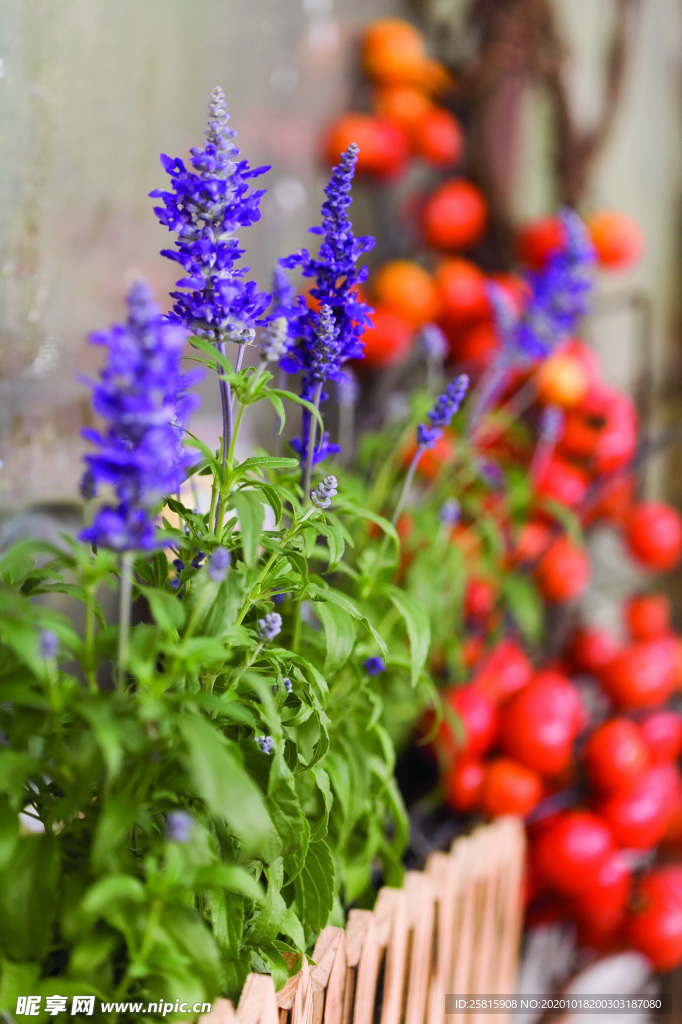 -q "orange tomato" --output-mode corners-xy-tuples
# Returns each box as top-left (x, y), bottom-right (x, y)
(413, 108), (464, 167)
(324, 113), (408, 179)
(536, 351), (589, 408)
(362, 19), (428, 85)
(422, 180), (488, 251)
(587, 211), (643, 270)
(372, 84), (432, 134)
(361, 306), (414, 367)
(372, 260), (440, 326)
